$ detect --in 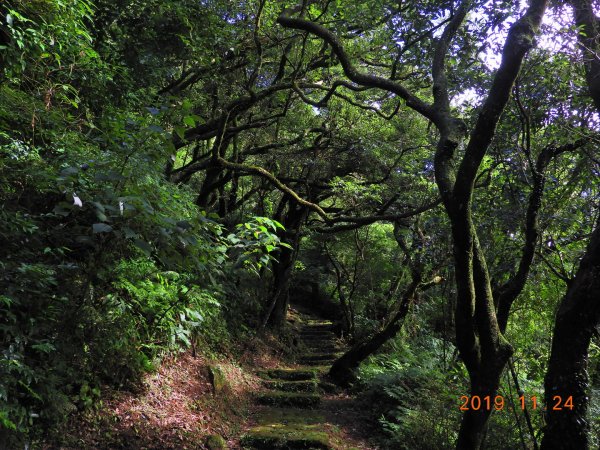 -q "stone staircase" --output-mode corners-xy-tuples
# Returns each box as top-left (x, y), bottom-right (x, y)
(241, 314), (342, 449)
